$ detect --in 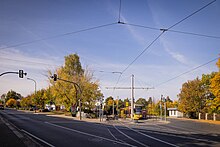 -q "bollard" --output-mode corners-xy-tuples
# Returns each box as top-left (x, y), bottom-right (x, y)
(213, 113), (216, 121)
(205, 113), (208, 120)
(199, 113), (201, 120)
